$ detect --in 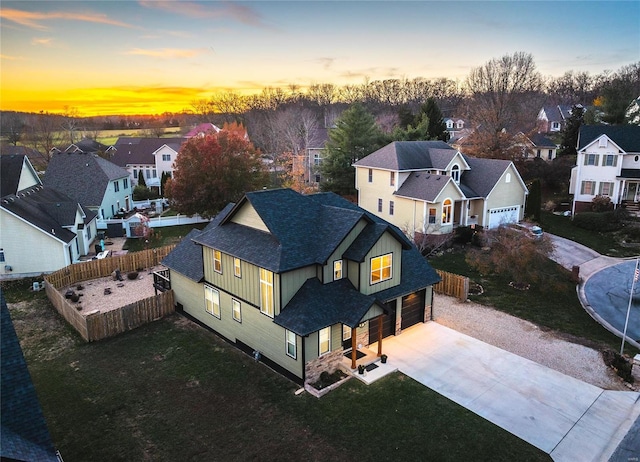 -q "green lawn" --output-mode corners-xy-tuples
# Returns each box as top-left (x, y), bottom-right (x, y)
(539, 211), (639, 257)
(428, 247), (638, 355)
(123, 223), (208, 252)
(7, 295), (549, 462)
